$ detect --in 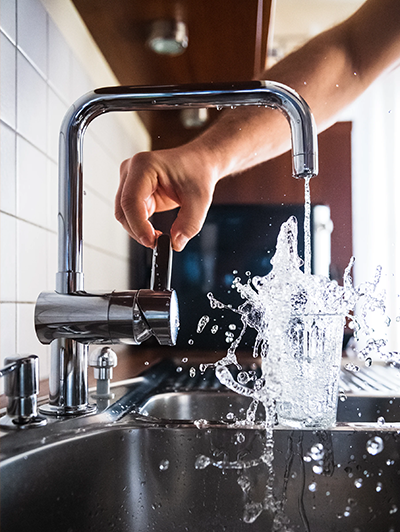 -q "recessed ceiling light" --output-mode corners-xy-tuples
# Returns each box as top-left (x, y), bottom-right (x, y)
(147, 20), (188, 56)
